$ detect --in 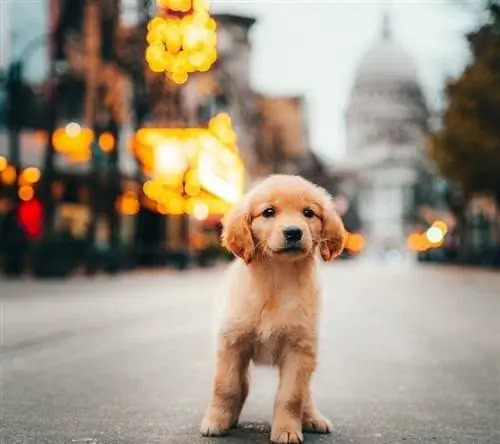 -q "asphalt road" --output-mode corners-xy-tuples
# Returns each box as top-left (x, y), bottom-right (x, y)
(1, 261), (499, 444)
